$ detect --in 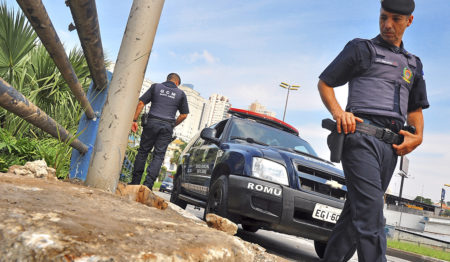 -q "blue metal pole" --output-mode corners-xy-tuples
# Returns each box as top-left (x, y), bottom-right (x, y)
(69, 71), (112, 180)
